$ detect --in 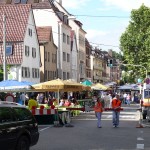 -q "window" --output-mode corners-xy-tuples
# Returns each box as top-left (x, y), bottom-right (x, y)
(48, 52), (50, 62)
(32, 48), (36, 58)
(79, 34), (85, 46)
(63, 33), (66, 43)
(45, 51), (47, 61)
(22, 67), (30, 78)
(25, 46), (29, 56)
(67, 35), (70, 44)
(67, 72), (69, 79)
(63, 52), (66, 61)
(6, 45), (13, 56)
(13, 107), (32, 121)
(32, 68), (39, 78)
(21, 0), (27, 3)
(45, 70), (47, 81)
(0, 107), (14, 124)
(52, 54), (56, 63)
(48, 71), (50, 80)
(28, 28), (32, 37)
(67, 53), (70, 62)
(63, 72), (66, 80)
(14, 0), (20, 3)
